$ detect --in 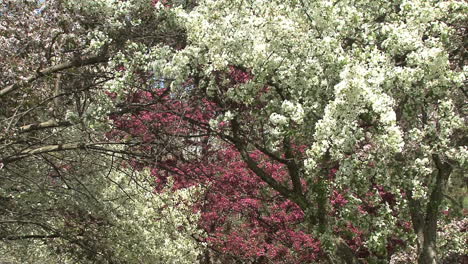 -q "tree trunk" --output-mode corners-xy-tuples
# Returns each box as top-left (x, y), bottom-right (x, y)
(334, 238), (361, 264)
(314, 155), (360, 264)
(410, 155), (452, 264)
